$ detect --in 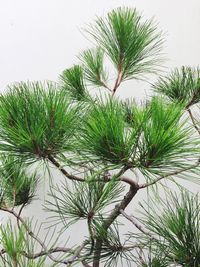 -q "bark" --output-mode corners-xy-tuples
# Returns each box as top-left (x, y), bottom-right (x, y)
(92, 183), (139, 267)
